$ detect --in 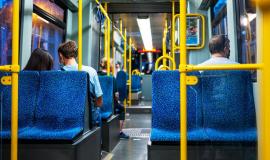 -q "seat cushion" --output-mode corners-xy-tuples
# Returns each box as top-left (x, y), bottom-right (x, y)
(19, 126), (82, 140)
(205, 128), (257, 142)
(150, 128), (208, 142)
